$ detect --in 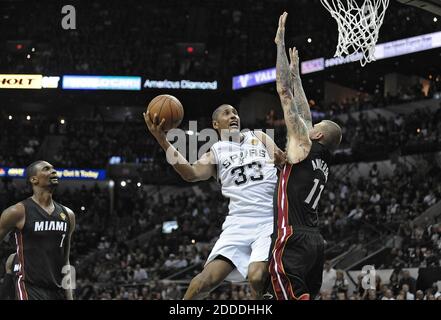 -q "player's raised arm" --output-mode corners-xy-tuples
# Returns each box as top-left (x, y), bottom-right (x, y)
(275, 12), (293, 102)
(143, 111), (216, 182)
(289, 47), (312, 130)
(275, 12), (311, 163)
(0, 204), (25, 242)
